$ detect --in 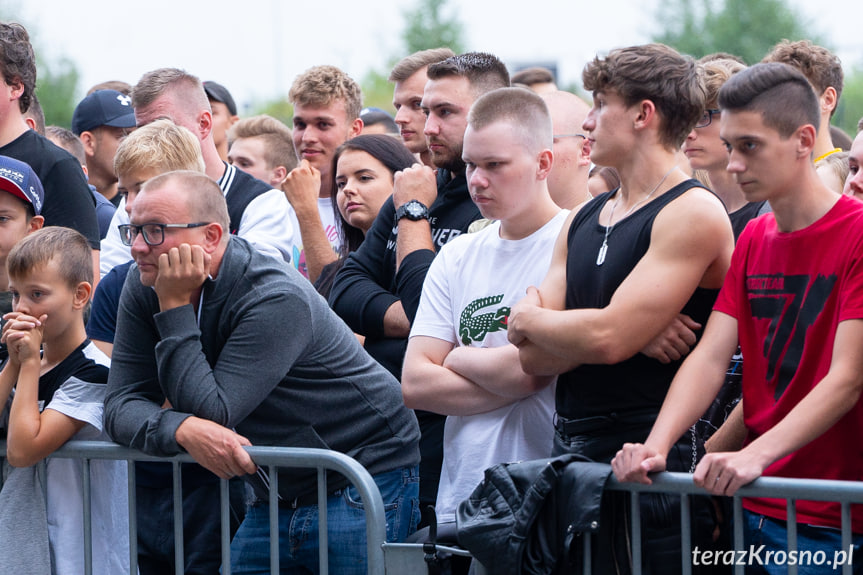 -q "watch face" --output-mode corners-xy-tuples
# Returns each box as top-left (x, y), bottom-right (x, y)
(407, 203), (425, 217)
